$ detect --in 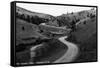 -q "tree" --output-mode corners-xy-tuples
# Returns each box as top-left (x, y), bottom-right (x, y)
(70, 20), (76, 31)
(31, 16), (34, 23)
(26, 15), (31, 23)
